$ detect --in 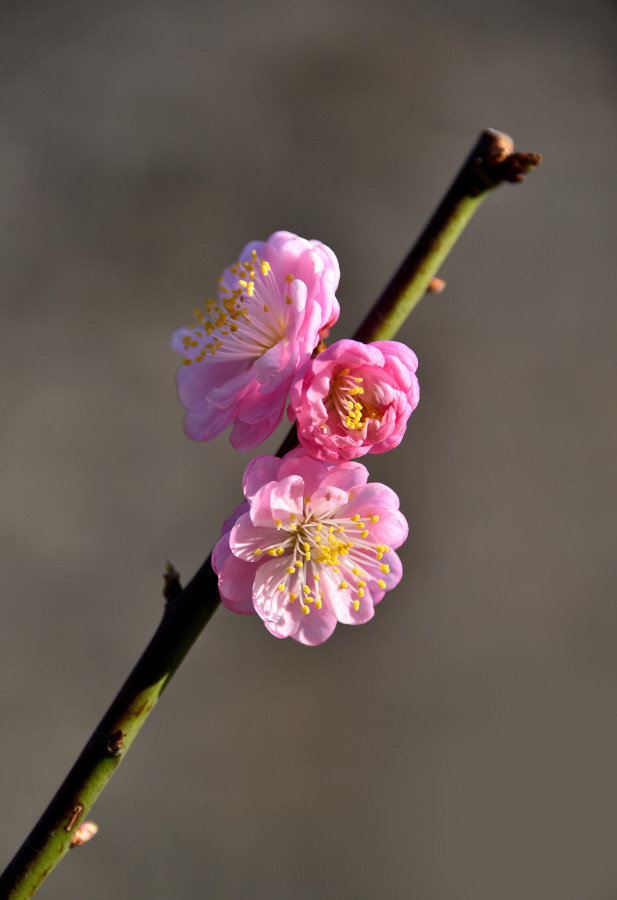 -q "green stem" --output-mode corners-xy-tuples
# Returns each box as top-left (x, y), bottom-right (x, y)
(0, 128), (539, 899)
(352, 128), (540, 343)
